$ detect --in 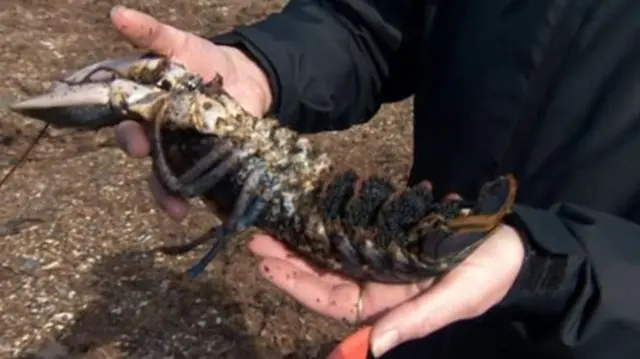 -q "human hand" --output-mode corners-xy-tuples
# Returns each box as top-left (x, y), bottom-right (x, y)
(108, 6), (272, 220)
(248, 223), (525, 358)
